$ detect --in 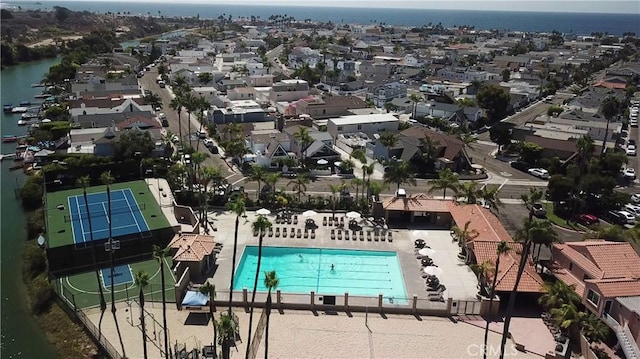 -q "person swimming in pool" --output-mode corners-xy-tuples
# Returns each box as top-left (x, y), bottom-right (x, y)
(298, 254), (303, 262)
(330, 264), (335, 271)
